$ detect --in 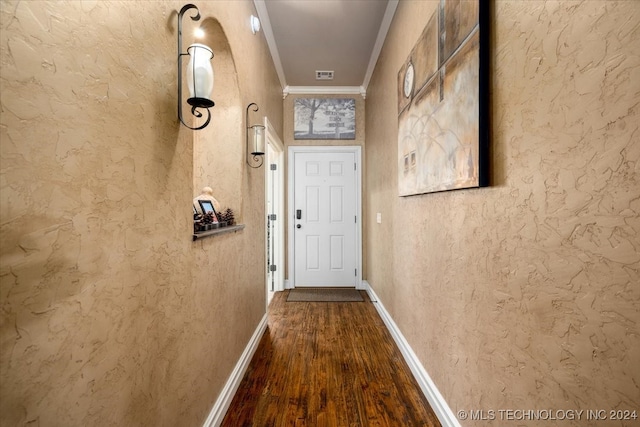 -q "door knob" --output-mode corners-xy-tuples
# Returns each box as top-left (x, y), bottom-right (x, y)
(296, 224), (301, 229)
